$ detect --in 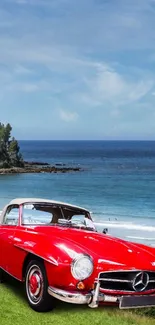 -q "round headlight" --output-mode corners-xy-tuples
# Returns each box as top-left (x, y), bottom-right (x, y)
(71, 254), (93, 280)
